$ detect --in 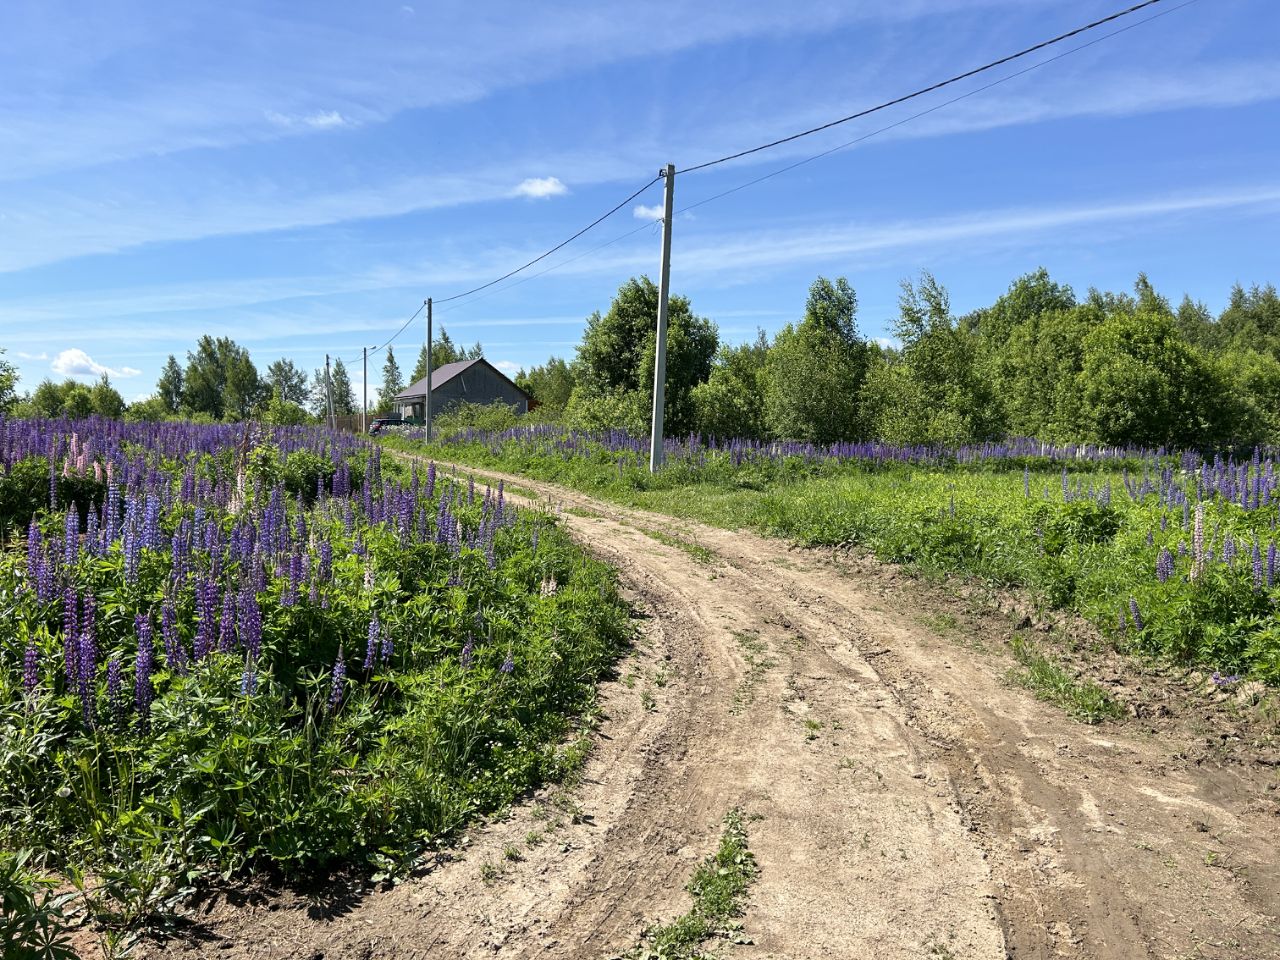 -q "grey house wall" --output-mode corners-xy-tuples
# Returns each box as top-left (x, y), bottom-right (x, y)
(399, 364), (528, 421)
